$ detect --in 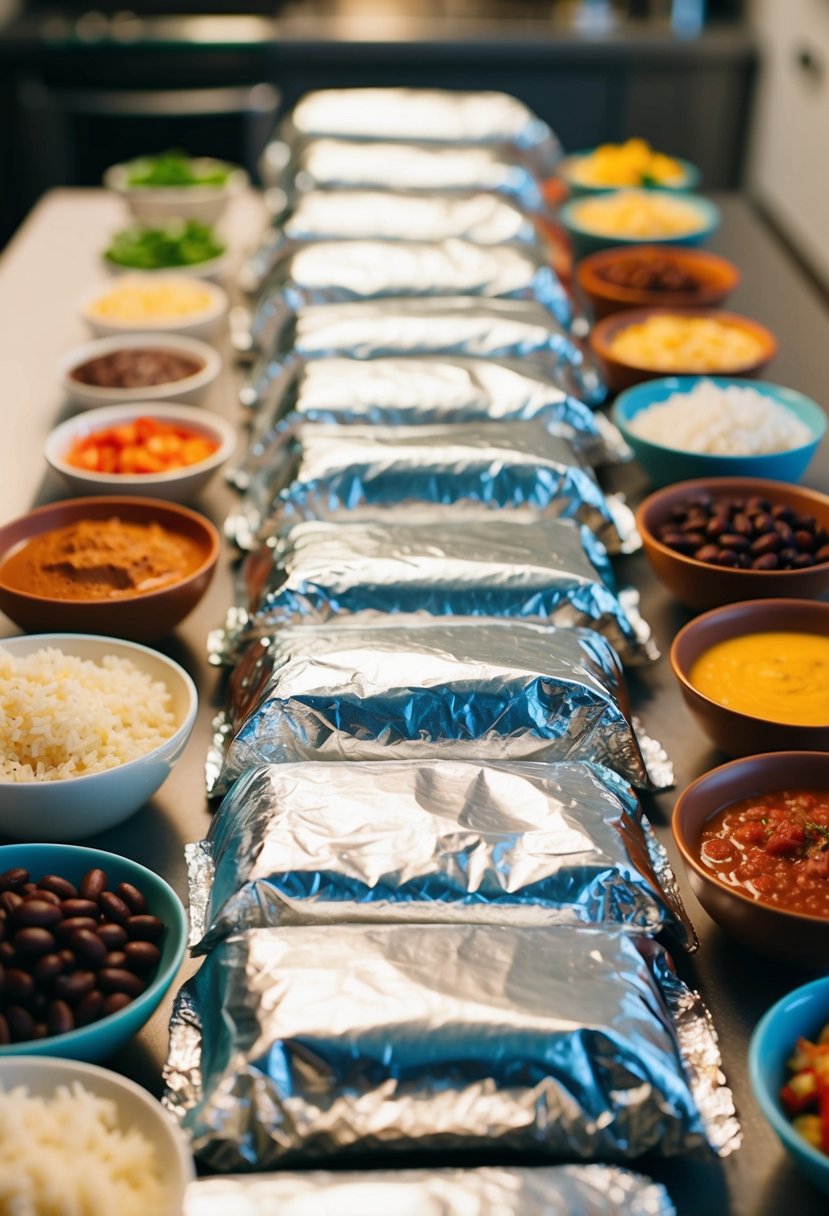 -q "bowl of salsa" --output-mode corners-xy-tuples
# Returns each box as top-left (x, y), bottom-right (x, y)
(673, 751), (829, 967)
